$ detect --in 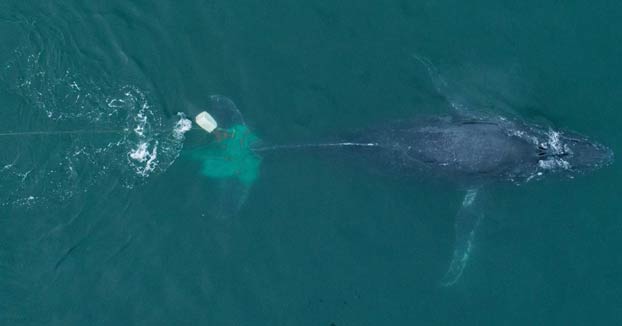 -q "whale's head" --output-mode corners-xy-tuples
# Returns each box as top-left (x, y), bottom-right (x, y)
(562, 134), (614, 169)
(535, 130), (614, 176)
